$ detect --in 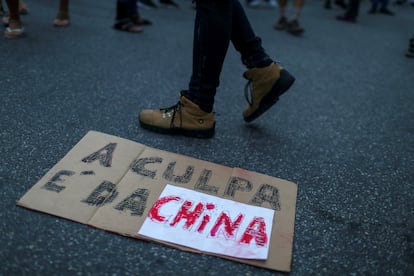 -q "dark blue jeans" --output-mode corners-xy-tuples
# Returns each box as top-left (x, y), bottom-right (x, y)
(345, 0), (360, 18)
(371, 0), (390, 9)
(184, 0), (272, 112)
(116, 0), (138, 20)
